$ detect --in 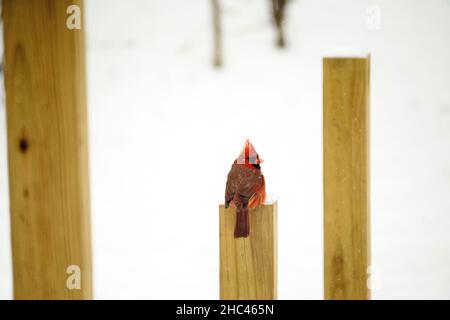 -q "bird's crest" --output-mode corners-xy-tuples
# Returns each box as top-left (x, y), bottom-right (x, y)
(237, 139), (259, 164)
